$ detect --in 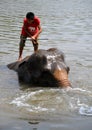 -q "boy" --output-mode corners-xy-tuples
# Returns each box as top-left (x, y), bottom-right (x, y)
(18, 12), (42, 61)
